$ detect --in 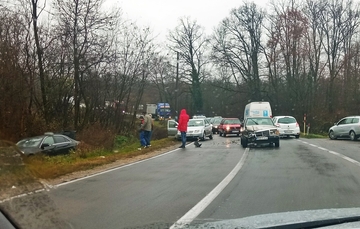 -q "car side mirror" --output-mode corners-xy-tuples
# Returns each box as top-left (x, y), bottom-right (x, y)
(41, 143), (50, 149)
